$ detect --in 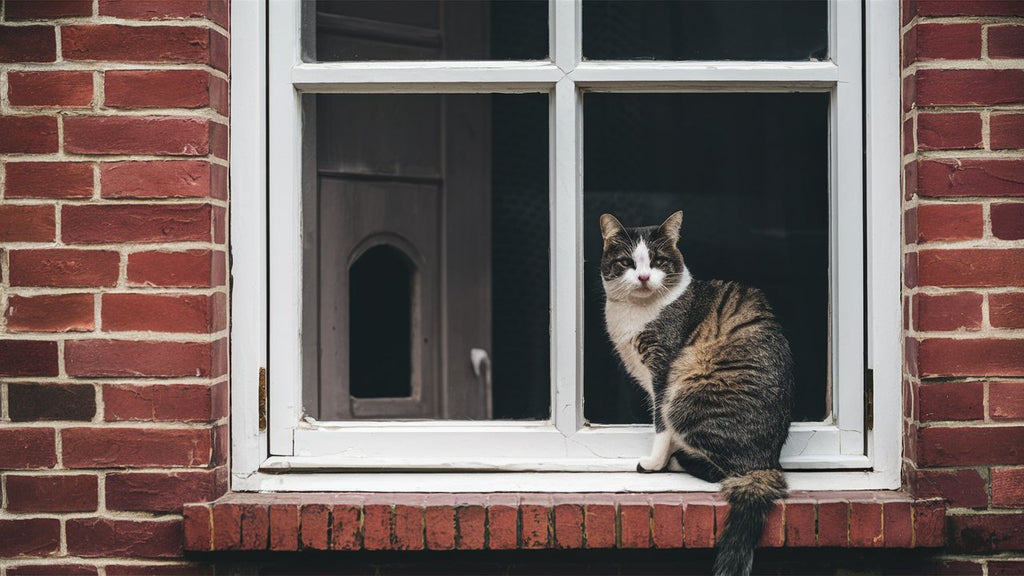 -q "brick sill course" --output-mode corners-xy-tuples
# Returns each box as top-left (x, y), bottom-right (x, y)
(183, 491), (945, 552)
